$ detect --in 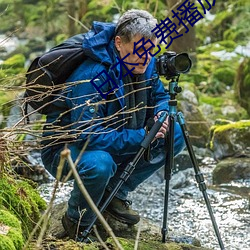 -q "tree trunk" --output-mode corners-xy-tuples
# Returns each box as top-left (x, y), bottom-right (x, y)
(67, 0), (77, 36)
(78, 0), (88, 20)
(167, 0), (196, 62)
